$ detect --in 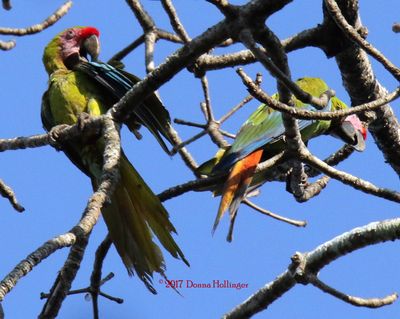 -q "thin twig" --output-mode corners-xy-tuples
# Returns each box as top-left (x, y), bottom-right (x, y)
(0, 1), (72, 36)
(125, 0), (155, 31)
(158, 175), (223, 202)
(219, 129), (235, 139)
(156, 28), (183, 43)
(200, 76), (214, 121)
(308, 275), (398, 308)
(0, 40), (15, 50)
(220, 94), (254, 123)
(300, 148), (400, 203)
(220, 73), (262, 124)
(171, 130), (208, 155)
(239, 29), (333, 110)
(306, 144), (354, 178)
(108, 34), (145, 62)
(0, 178), (24, 212)
(237, 68), (400, 120)
(90, 235), (113, 319)
(243, 199), (306, 227)
(160, 0), (191, 42)
(174, 118), (207, 129)
(40, 273), (123, 309)
(166, 125), (200, 174)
